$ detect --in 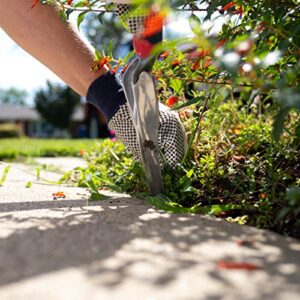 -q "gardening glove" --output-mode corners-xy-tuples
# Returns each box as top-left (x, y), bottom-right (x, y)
(108, 101), (187, 168)
(114, 2), (163, 58)
(87, 2), (187, 171)
(86, 72), (187, 168)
